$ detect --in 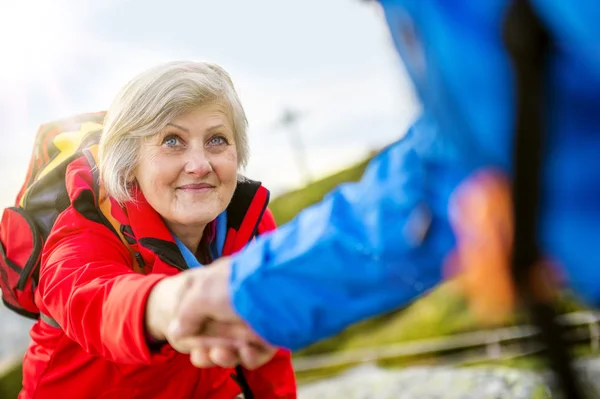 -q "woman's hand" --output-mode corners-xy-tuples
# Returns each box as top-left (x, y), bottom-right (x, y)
(144, 259), (278, 369)
(145, 261), (236, 343)
(168, 258), (278, 369)
(145, 273), (188, 341)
